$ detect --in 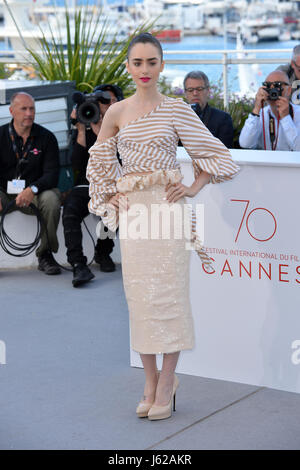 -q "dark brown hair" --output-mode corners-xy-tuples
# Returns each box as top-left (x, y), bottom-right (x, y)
(127, 32), (163, 62)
